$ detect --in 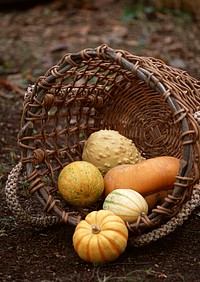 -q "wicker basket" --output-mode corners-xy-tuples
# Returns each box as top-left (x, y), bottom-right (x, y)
(5, 44), (200, 246)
